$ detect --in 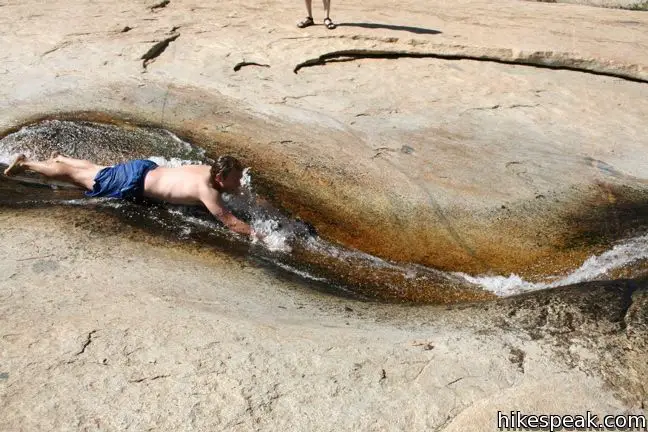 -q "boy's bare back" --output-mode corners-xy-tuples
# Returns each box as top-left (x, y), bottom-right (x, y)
(143, 164), (212, 205)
